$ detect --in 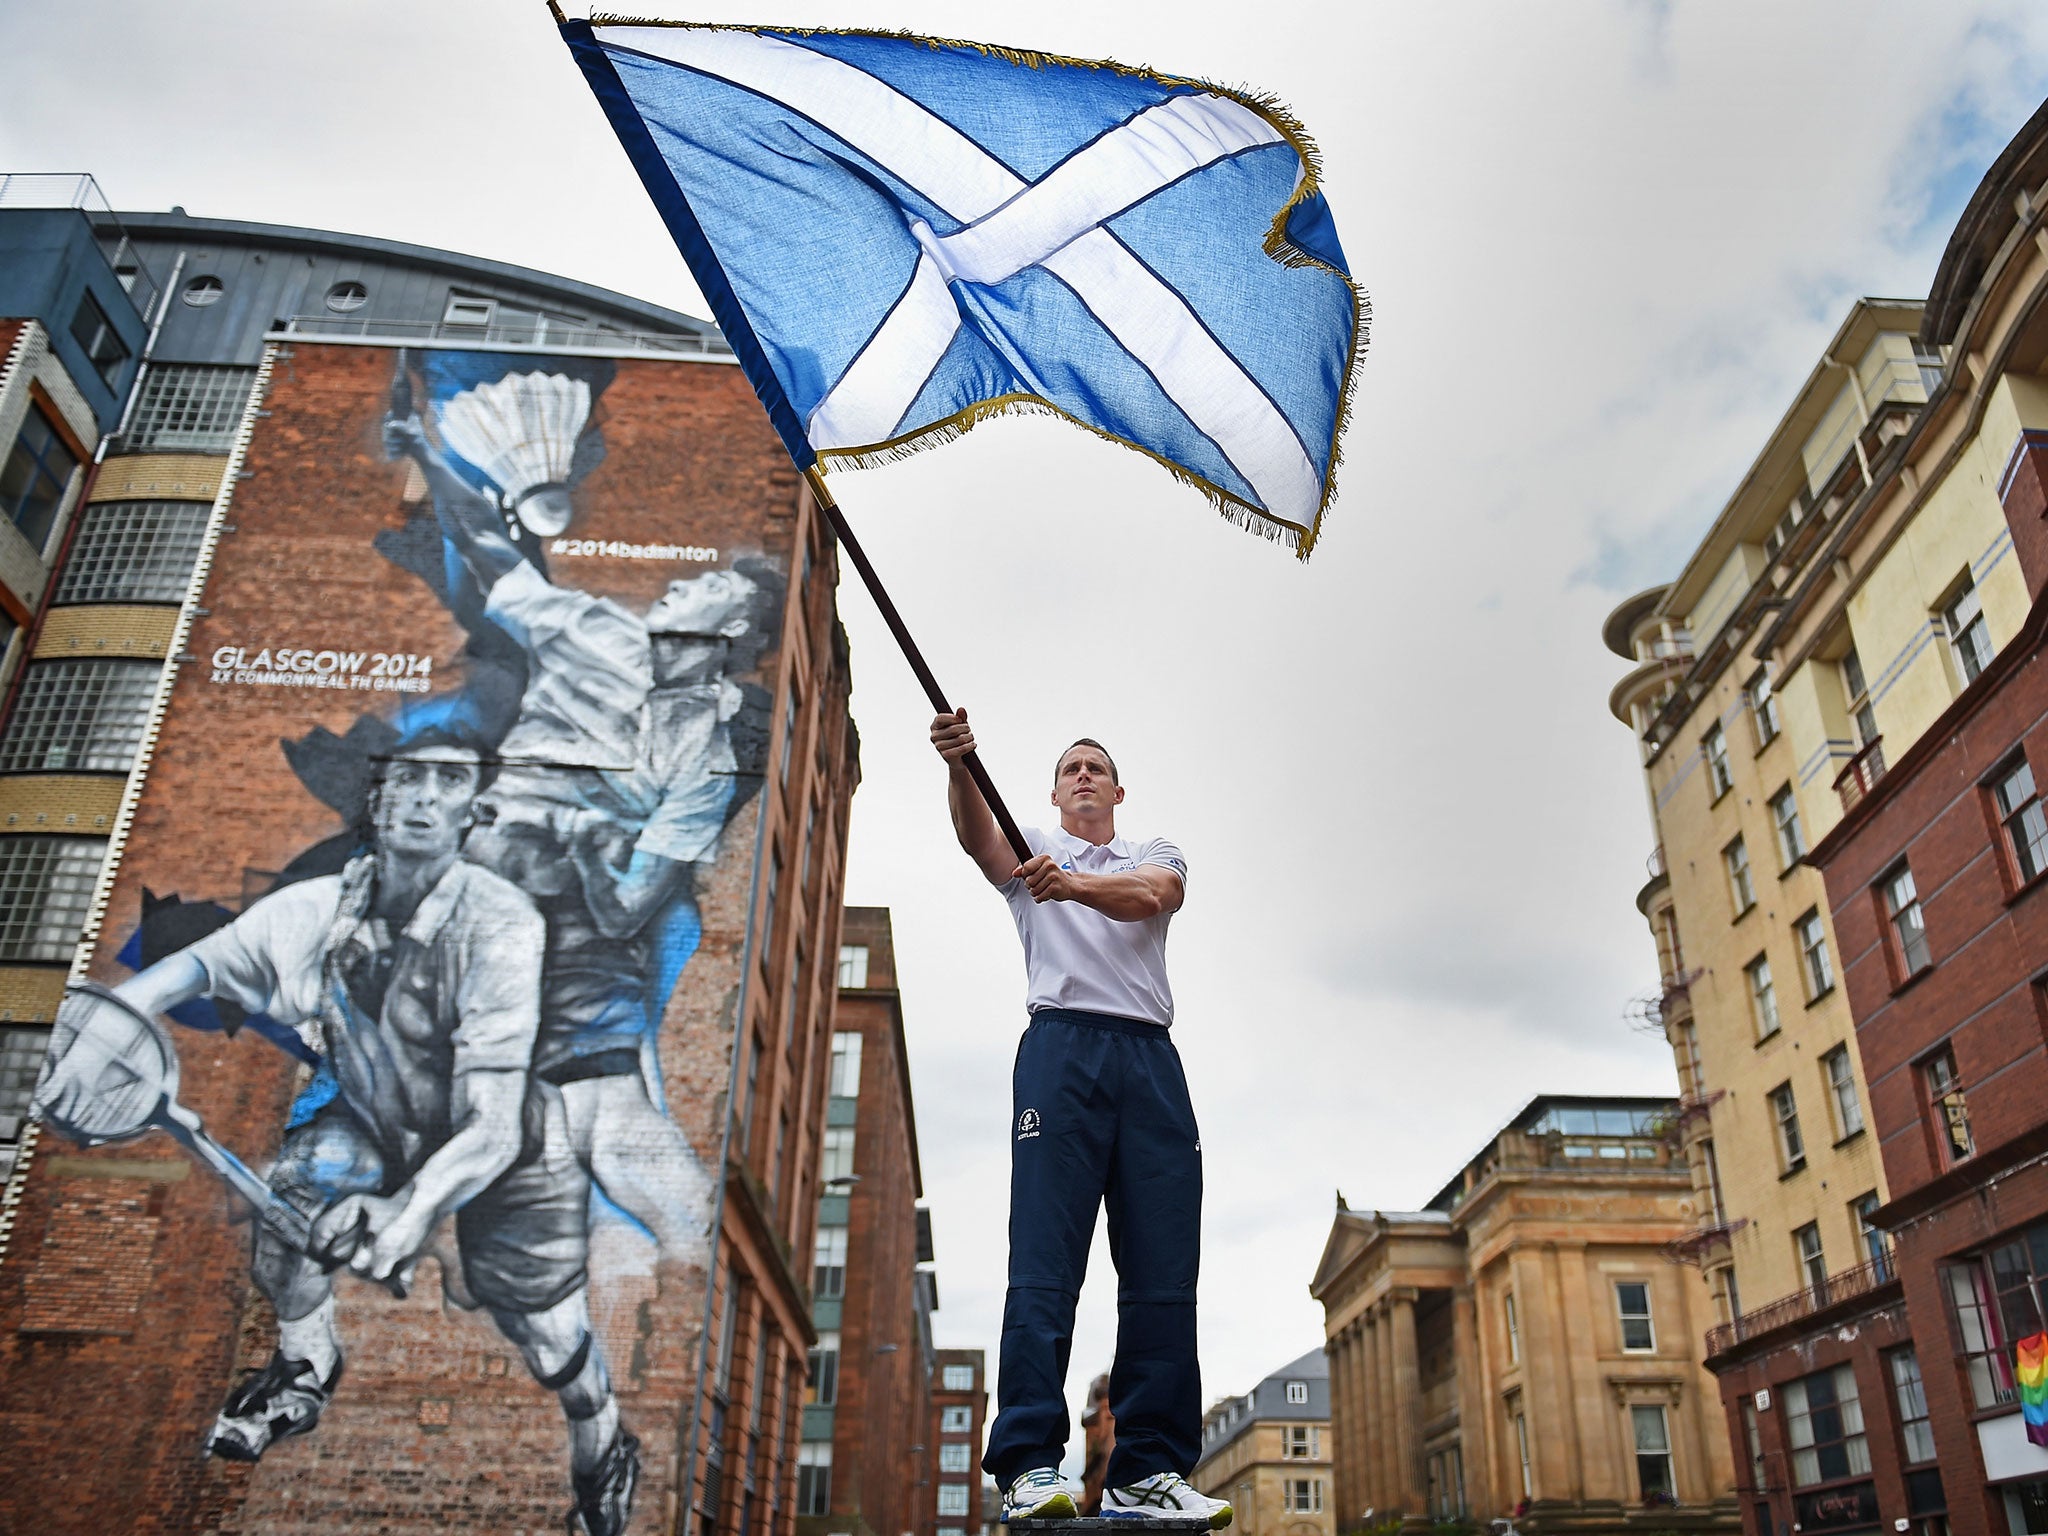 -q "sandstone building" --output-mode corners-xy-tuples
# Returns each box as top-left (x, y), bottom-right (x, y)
(1311, 1095), (1736, 1535)
(1193, 1347), (1335, 1536)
